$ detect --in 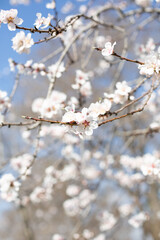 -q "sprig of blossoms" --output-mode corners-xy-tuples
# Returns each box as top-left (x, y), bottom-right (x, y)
(0, 9), (23, 31)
